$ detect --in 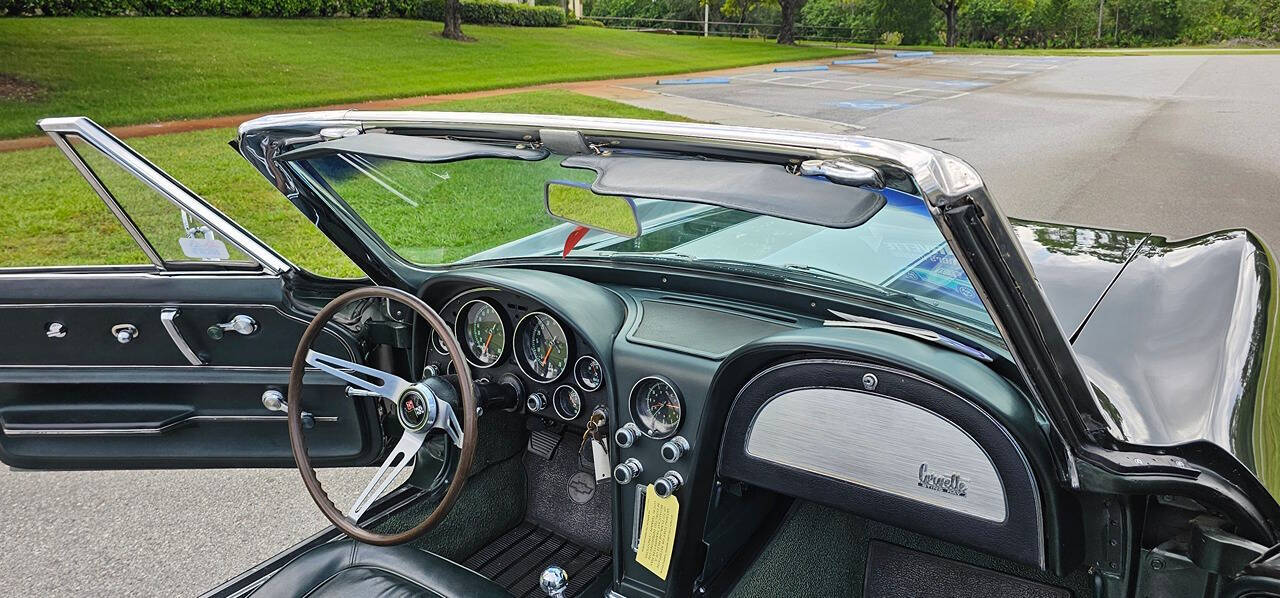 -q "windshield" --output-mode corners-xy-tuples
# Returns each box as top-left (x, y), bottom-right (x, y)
(302, 151), (995, 332)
